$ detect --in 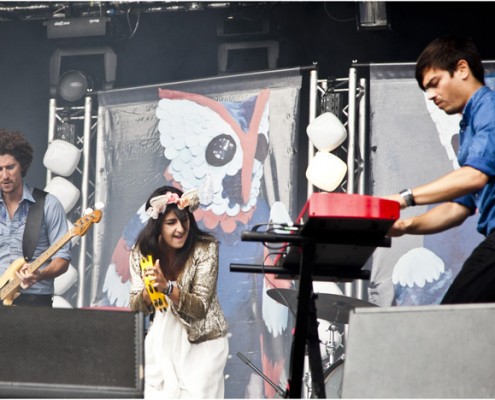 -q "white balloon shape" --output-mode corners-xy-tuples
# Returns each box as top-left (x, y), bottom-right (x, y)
(54, 264), (78, 295)
(306, 151), (347, 192)
(306, 112), (347, 152)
